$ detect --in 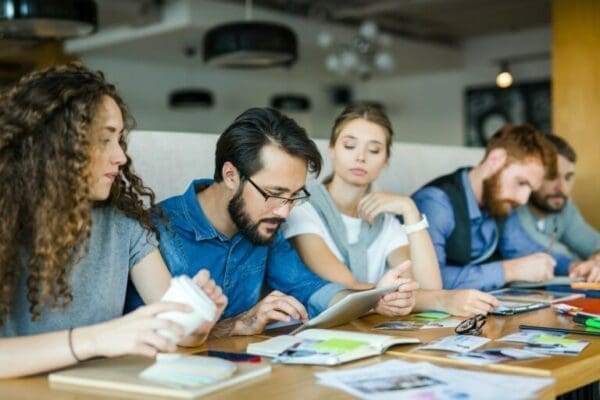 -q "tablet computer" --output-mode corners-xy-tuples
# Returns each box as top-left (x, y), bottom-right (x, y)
(489, 288), (584, 304)
(264, 285), (398, 335)
(490, 300), (549, 316)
